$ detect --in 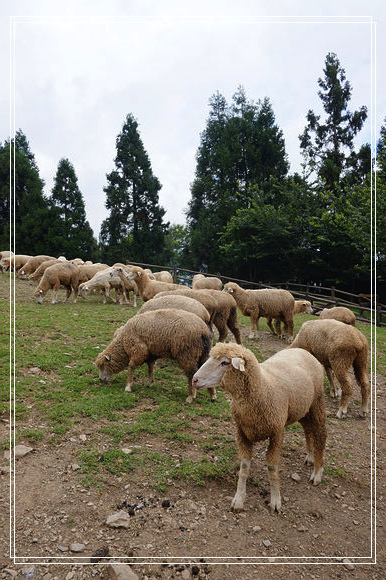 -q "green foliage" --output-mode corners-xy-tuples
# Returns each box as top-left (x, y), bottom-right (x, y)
(299, 52), (368, 192)
(99, 114), (169, 264)
(49, 158), (97, 259)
